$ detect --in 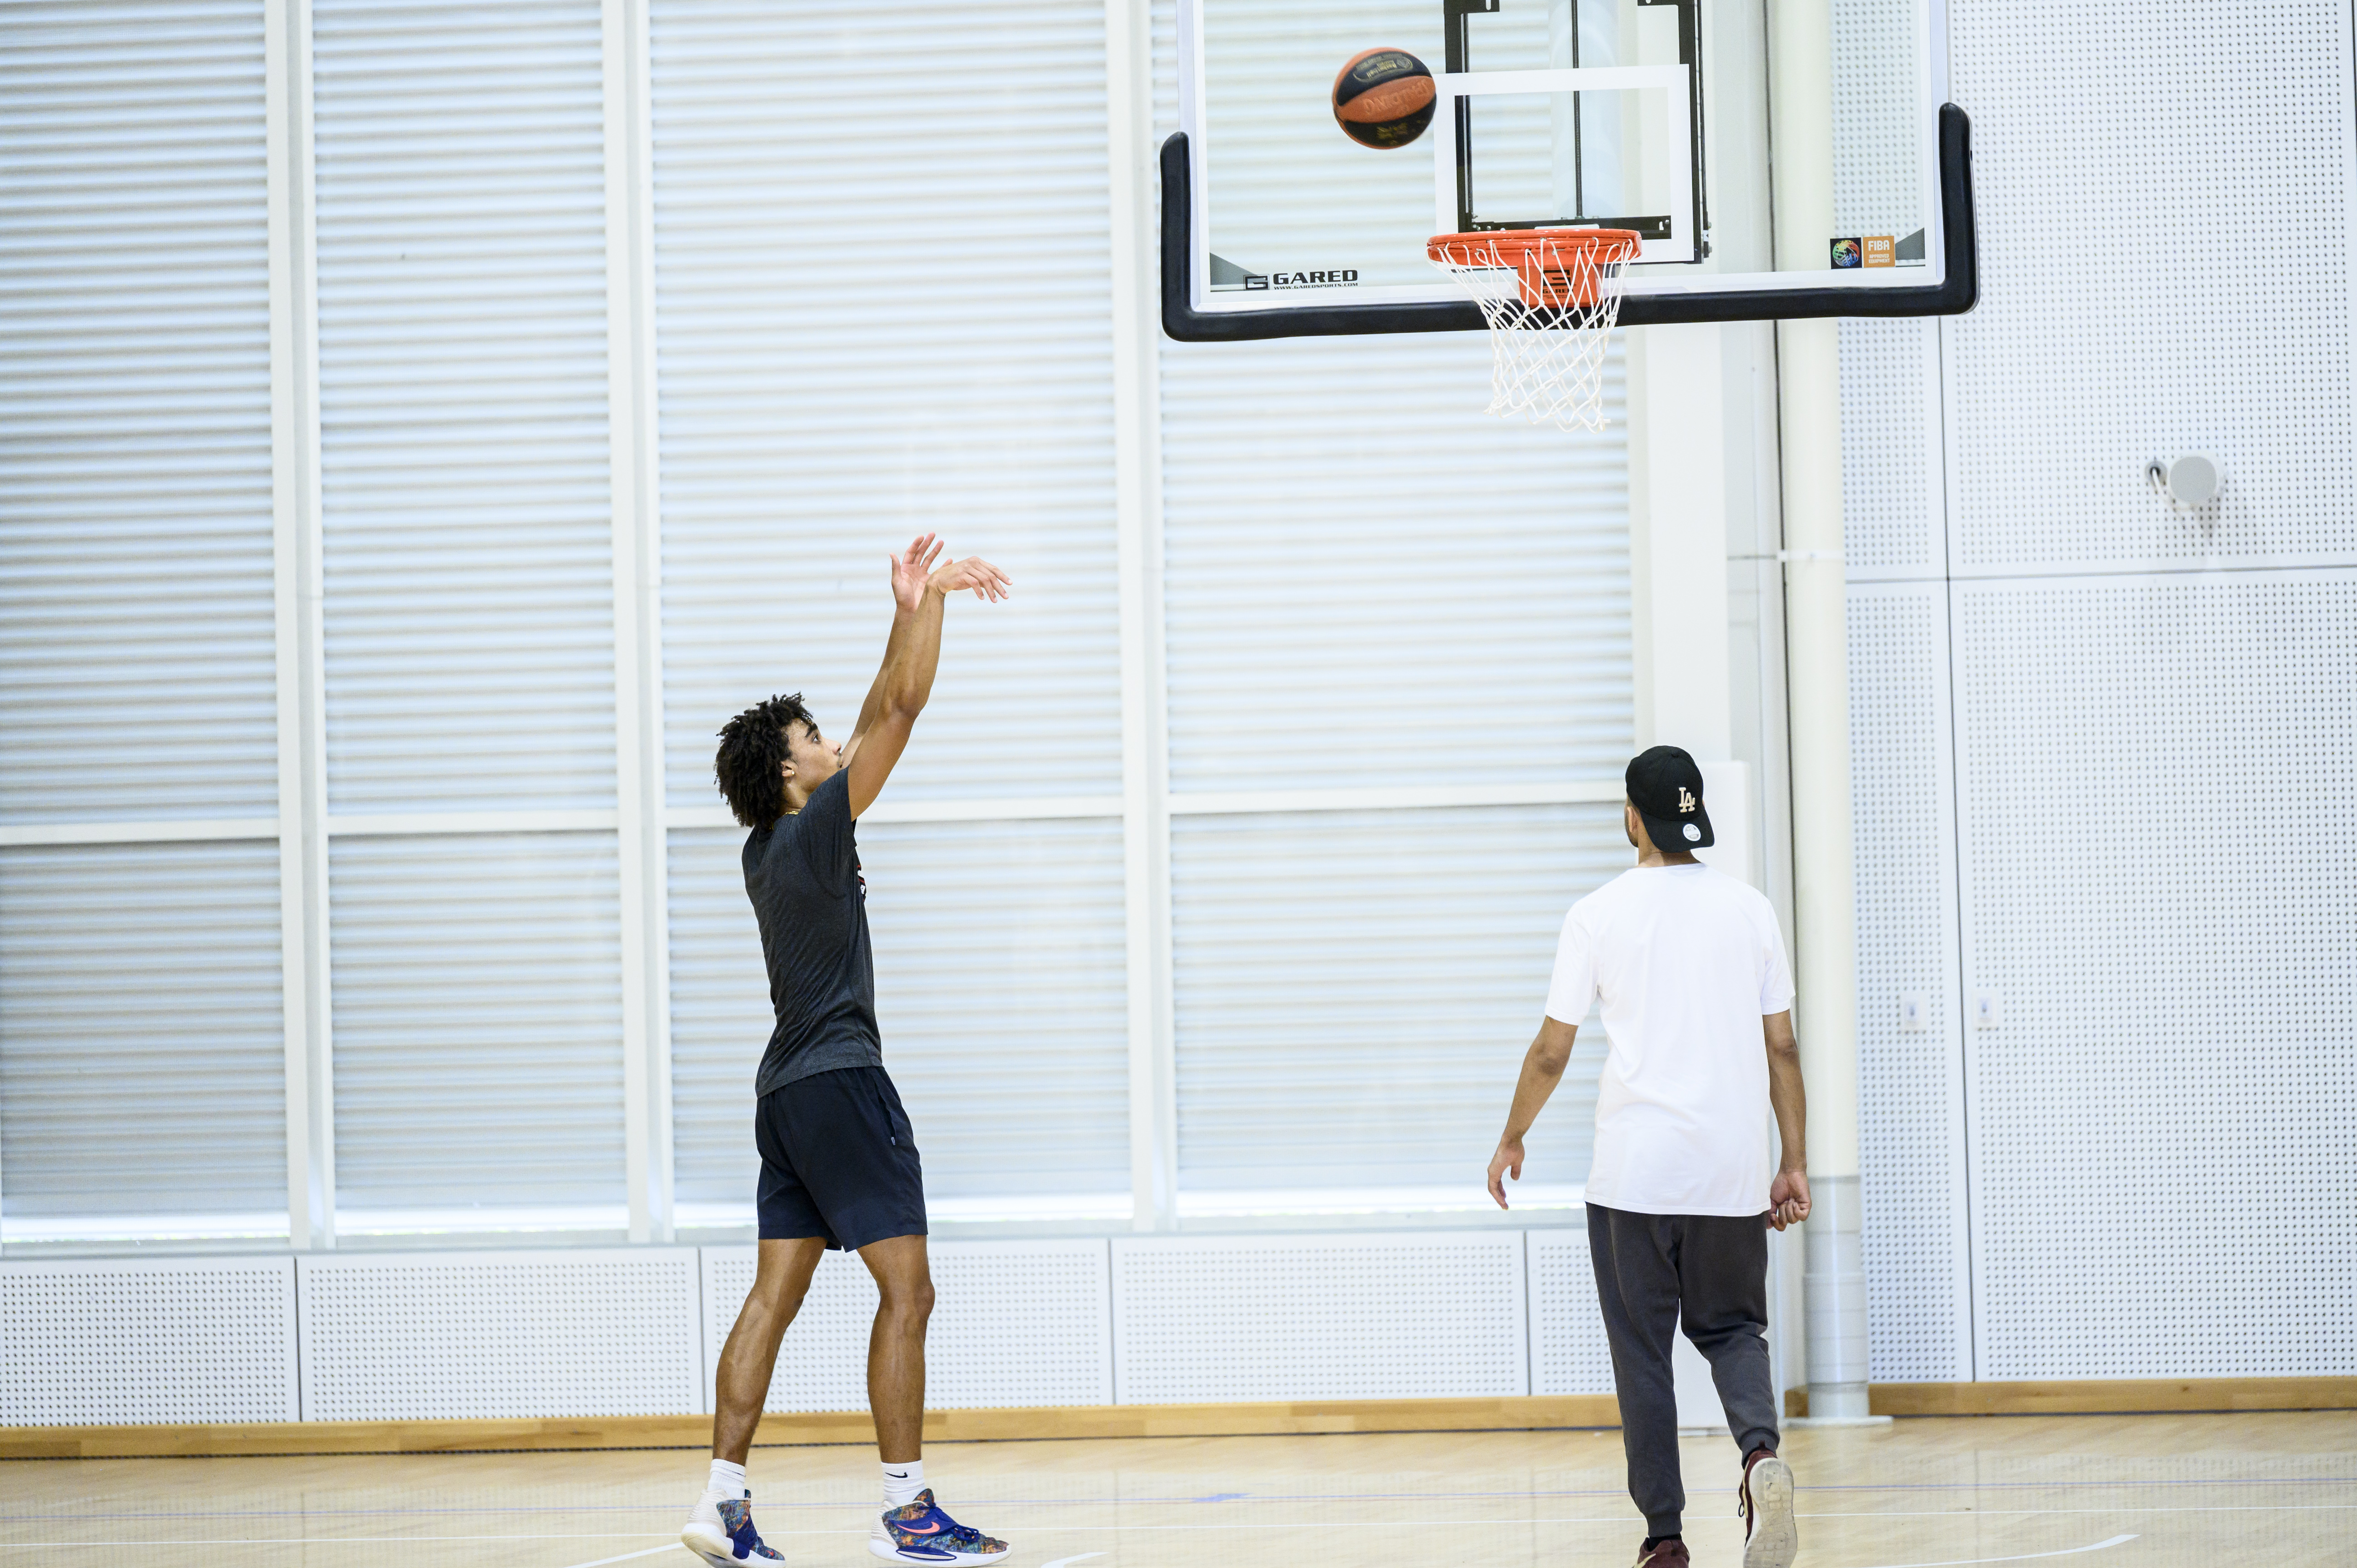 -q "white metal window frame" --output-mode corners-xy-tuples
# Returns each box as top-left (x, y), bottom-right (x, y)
(0, 0), (1628, 1248)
